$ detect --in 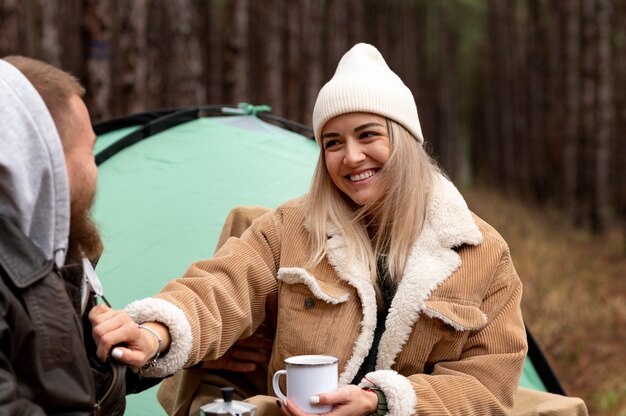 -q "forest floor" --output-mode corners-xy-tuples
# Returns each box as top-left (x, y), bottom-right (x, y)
(463, 185), (626, 416)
